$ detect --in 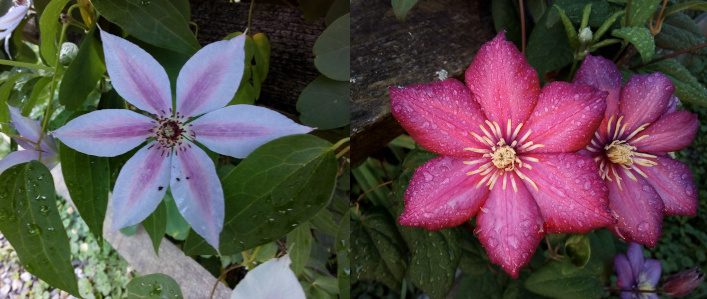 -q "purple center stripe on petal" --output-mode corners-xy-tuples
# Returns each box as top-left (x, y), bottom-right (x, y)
(60, 122), (155, 140)
(192, 121), (269, 139)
